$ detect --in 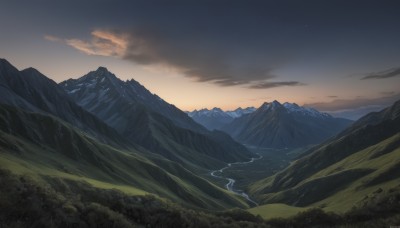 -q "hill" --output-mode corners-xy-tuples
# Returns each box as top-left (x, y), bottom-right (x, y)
(249, 100), (400, 213)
